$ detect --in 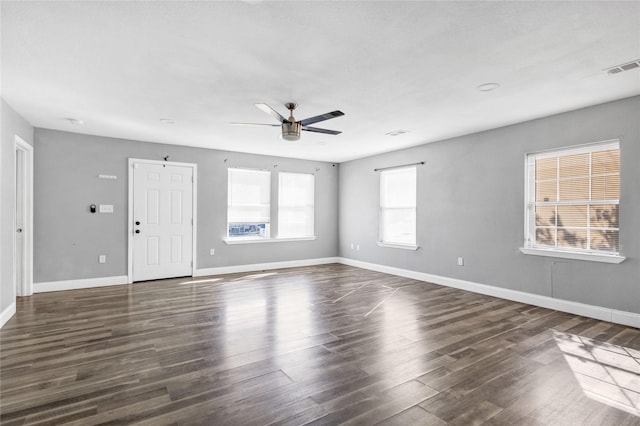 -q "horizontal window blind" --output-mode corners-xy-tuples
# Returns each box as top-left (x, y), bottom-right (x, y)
(278, 172), (314, 238)
(380, 166), (416, 246)
(526, 141), (620, 254)
(228, 168), (271, 237)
